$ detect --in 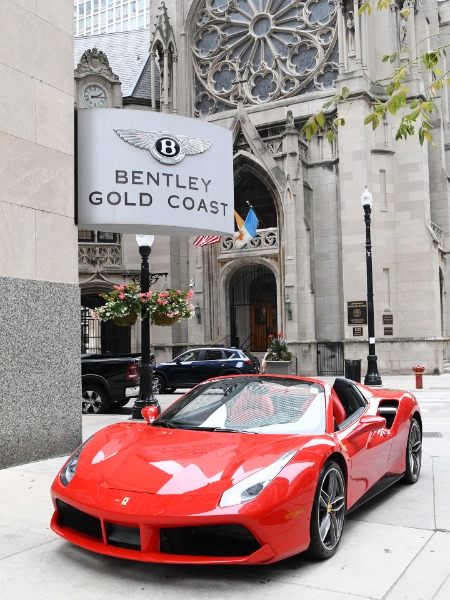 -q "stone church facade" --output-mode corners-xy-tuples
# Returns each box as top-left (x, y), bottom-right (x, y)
(146, 0), (450, 375)
(76, 0), (450, 377)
